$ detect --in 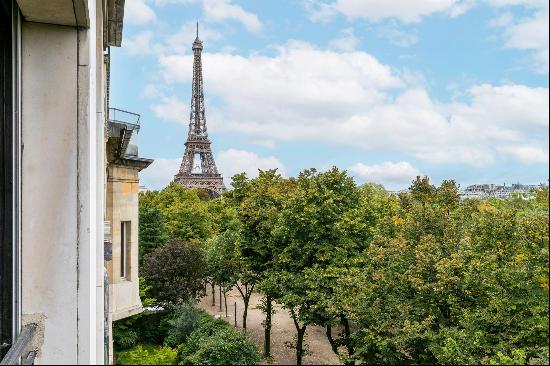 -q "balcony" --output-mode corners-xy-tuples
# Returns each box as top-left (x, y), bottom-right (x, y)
(108, 108), (140, 159)
(108, 107), (140, 129)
